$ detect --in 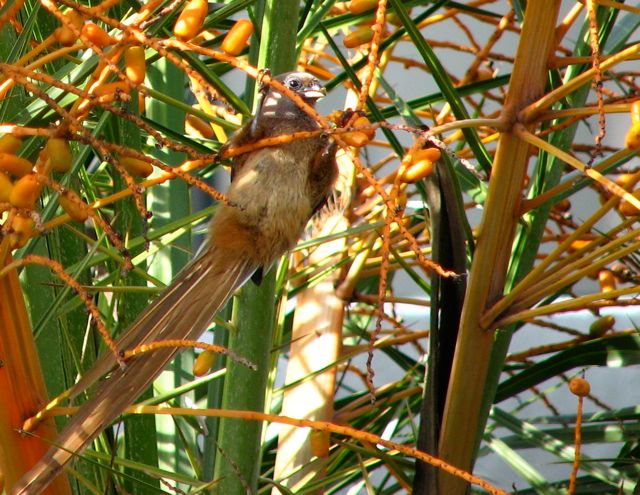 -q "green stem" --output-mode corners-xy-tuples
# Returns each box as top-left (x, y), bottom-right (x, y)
(213, 0), (300, 493)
